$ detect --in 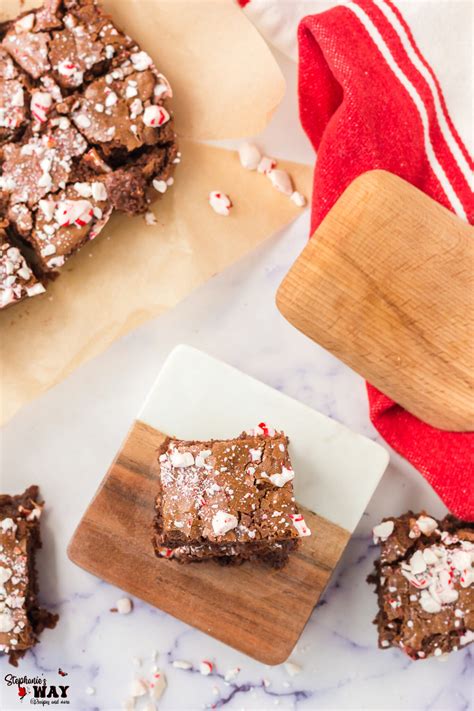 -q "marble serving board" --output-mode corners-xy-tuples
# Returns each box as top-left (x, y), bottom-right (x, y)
(68, 346), (389, 664)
